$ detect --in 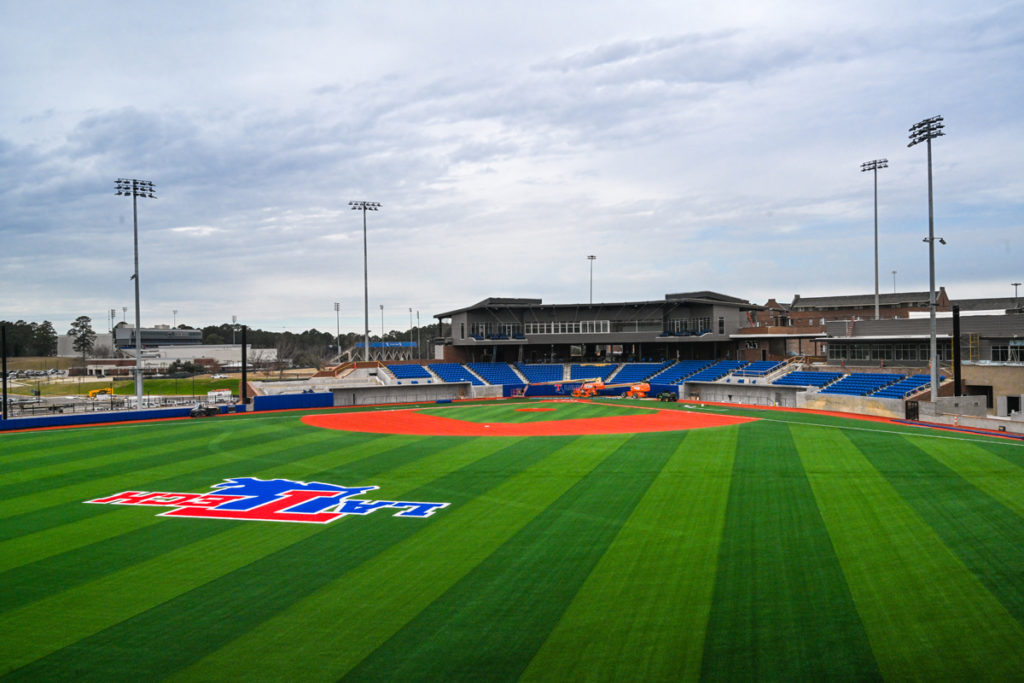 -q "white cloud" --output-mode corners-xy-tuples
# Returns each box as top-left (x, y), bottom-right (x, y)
(0, 0), (1021, 334)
